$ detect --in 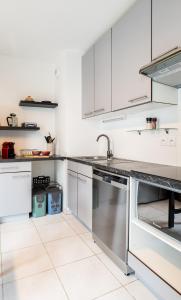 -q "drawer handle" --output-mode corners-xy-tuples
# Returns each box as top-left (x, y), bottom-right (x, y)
(84, 112), (93, 116)
(94, 108), (105, 113)
(128, 95), (148, 103)
(1, 166), (19, 170)
(78, 176), (87, 183)
(12, 174), (31, 179)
